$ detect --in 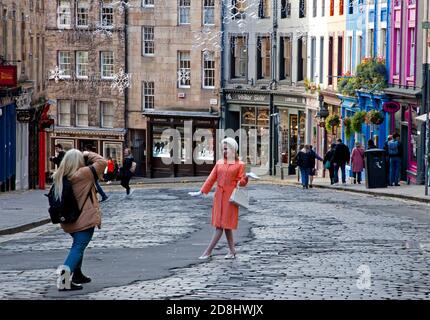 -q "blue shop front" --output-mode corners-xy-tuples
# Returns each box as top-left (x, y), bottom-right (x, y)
(339, 91), (390, 151)
(0, 101), (17, 192)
